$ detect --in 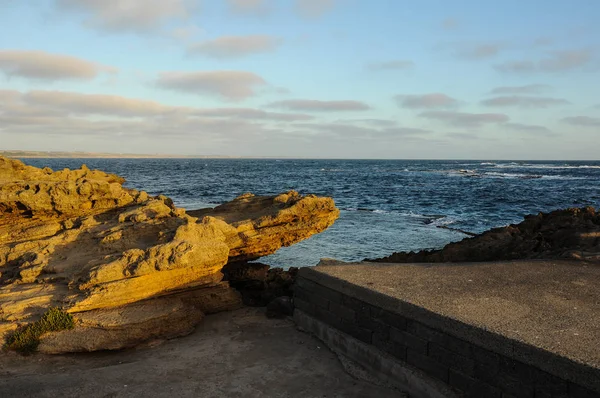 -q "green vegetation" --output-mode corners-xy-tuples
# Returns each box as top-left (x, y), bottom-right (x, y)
(5, 308), (75, 354)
